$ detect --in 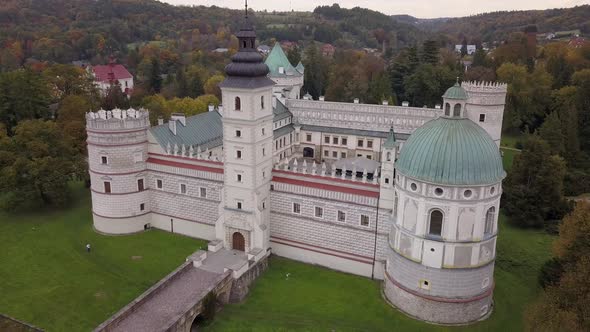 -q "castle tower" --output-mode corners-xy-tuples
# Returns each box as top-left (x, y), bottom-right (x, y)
(462, 81), (508, 146)
(442, 81), (468, 118)
(216, 10), (275, 253)
(379, 126), (398, 210)
(86, 108), (151, 234)
(384, 107), (506, 324)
